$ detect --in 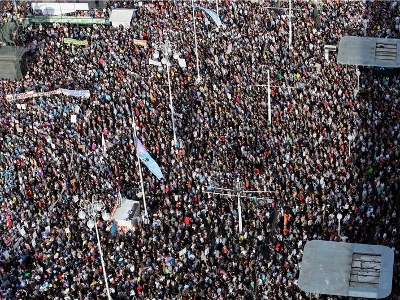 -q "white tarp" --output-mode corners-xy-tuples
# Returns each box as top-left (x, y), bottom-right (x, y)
(109, 9), (135, 28)
(31, 2), (89, 16)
